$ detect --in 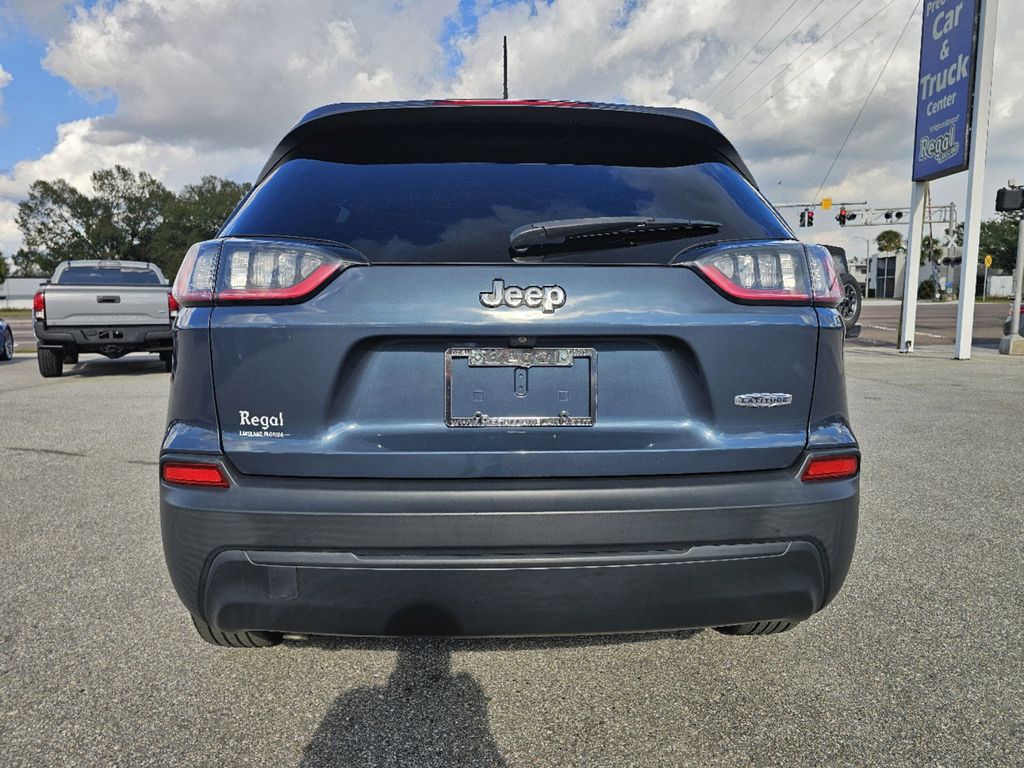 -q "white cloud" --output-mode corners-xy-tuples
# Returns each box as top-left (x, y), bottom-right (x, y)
(0, 63), (11, 125)
(1, 0), (1022, 261)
